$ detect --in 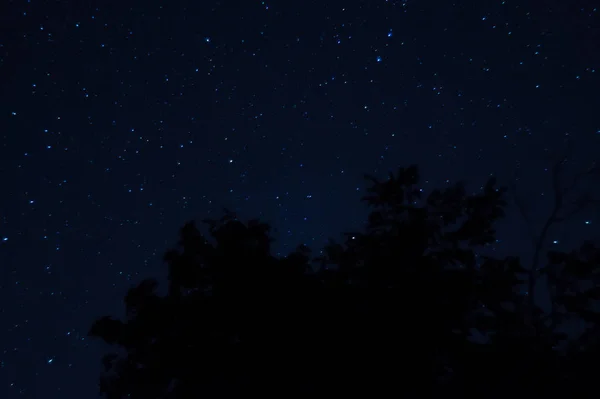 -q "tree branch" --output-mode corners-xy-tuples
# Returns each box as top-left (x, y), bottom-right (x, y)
(509, 172), (537, 250)
(527, 153), (600, 335)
